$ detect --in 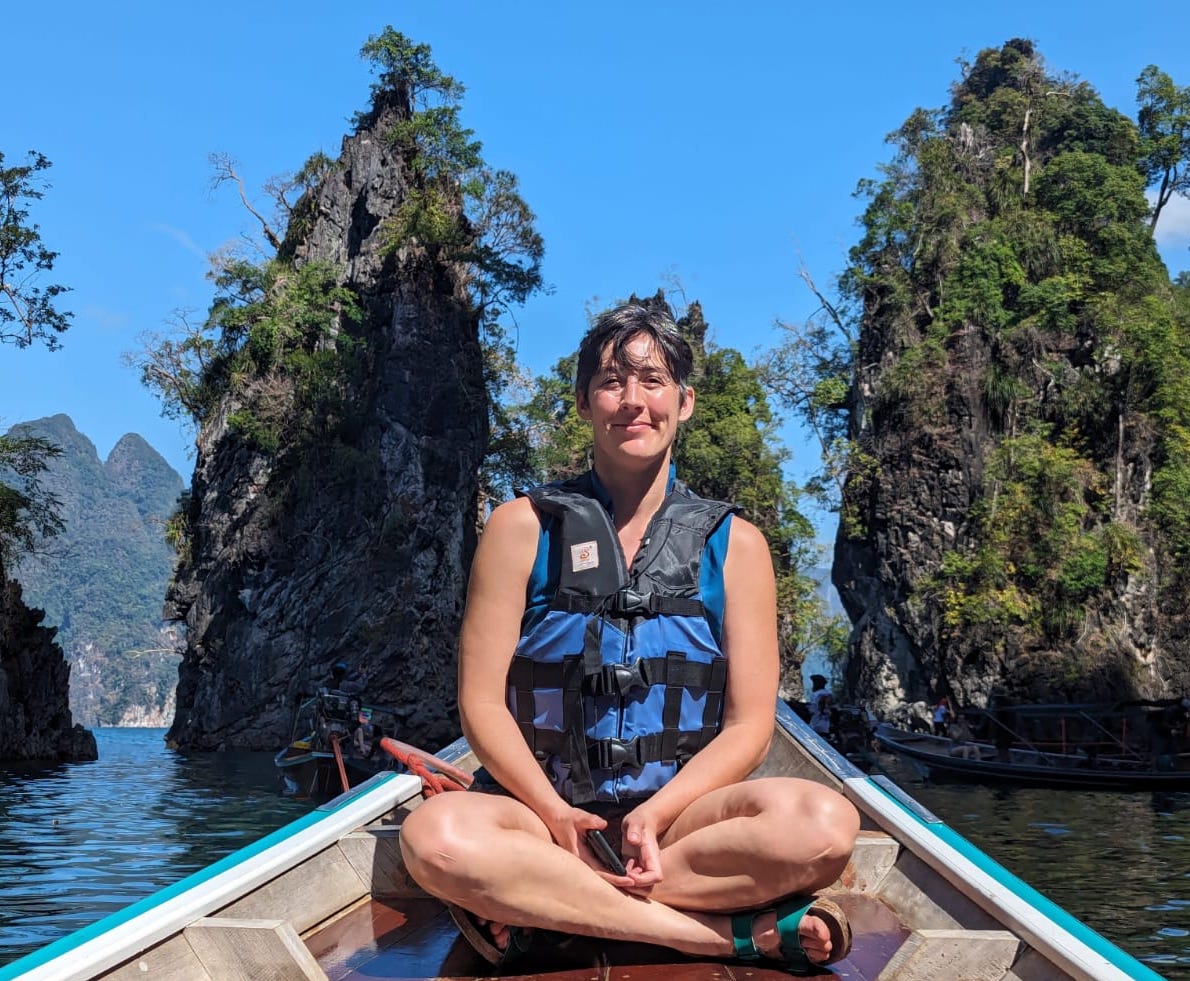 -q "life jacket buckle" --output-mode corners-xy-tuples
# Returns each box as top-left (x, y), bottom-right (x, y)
(610, 588), (651, 617)
(589, 737), (639, 770)
(587, 662), (644, 696)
